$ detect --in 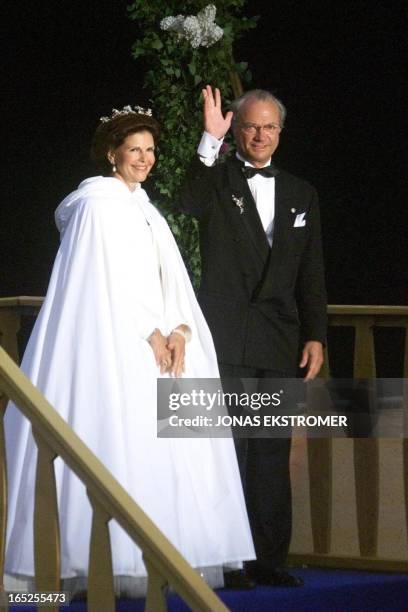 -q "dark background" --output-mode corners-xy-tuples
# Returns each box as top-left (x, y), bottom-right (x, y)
(1, 0), (407, 305)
